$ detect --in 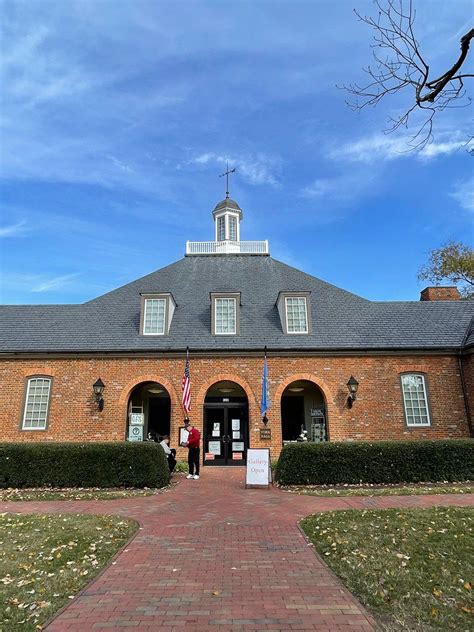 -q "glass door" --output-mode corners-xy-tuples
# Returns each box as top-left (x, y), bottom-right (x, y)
(226, 405), (247, 465)
(204, 407), (226, 465)
(204, 404), (248, 465)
